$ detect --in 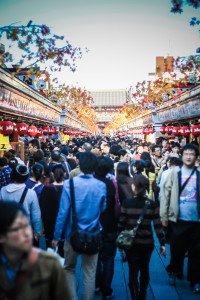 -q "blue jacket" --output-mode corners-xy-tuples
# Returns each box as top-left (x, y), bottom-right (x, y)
(54, 174), (107, 241)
